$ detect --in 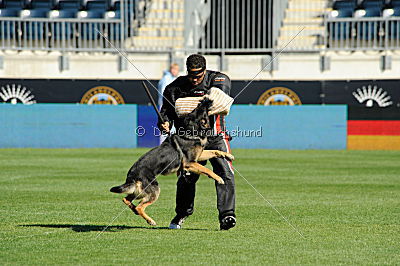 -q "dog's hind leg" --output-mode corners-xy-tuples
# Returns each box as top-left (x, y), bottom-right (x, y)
(198, 150), (234, 162)
(122, 194), (139, 215)
(135, 187), (160, 226)
(184, 162), (225, 185)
